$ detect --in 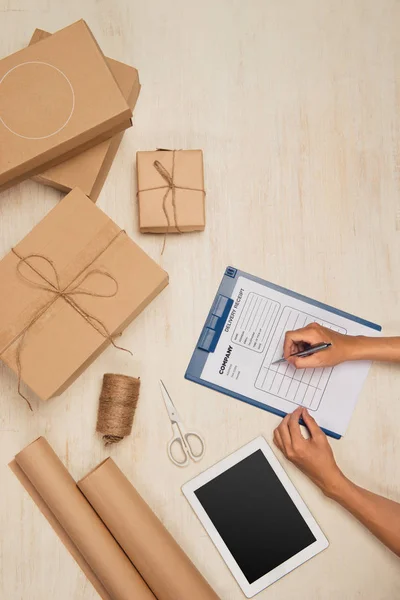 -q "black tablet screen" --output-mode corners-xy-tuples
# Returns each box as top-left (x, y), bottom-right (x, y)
(194, 449), (316, 584)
